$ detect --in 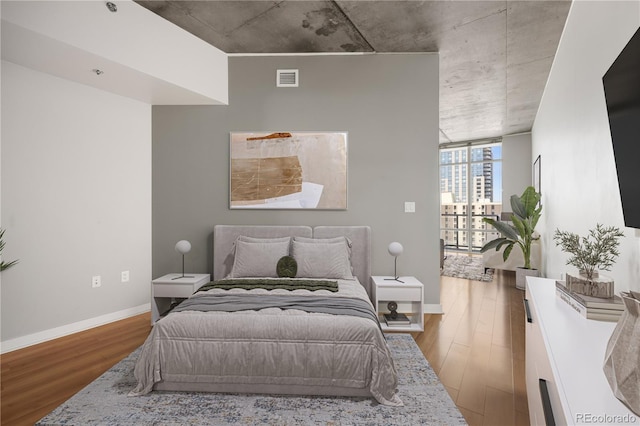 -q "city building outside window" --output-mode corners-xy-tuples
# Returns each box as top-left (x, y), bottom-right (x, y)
(439, 140), (502, 253)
